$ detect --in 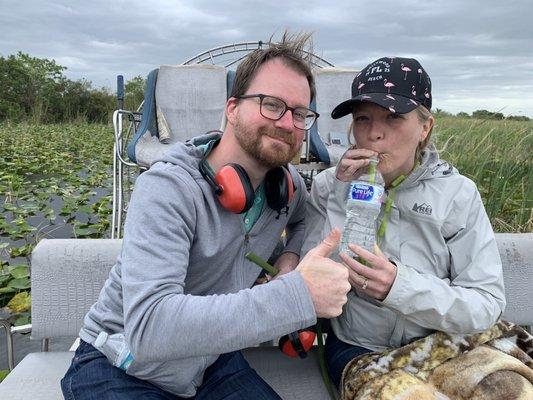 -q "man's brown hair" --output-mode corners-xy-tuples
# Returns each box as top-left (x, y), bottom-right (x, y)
(230, 31), (316, 102)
